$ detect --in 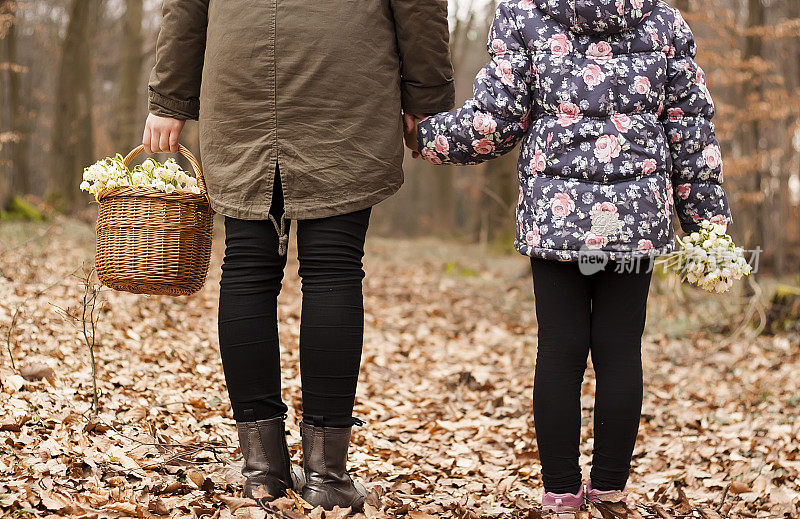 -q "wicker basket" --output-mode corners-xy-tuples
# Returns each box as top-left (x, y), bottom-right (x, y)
(95, 145), (214, 296)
